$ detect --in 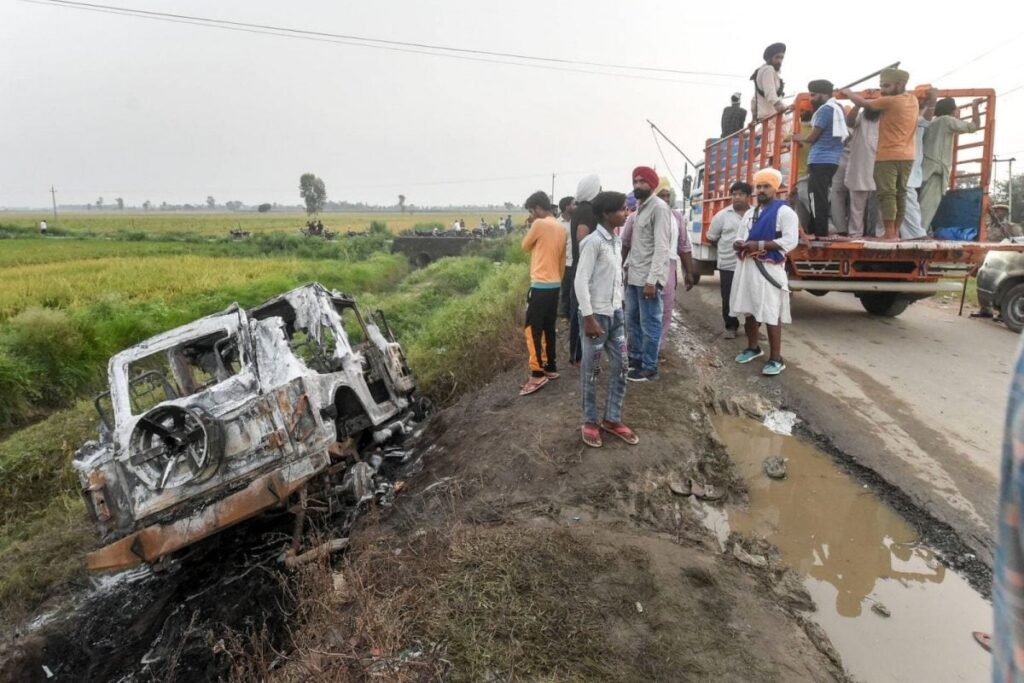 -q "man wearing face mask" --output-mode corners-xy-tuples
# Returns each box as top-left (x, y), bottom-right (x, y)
(730, 168), (799, 376)
(622, 166), (671, 382)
